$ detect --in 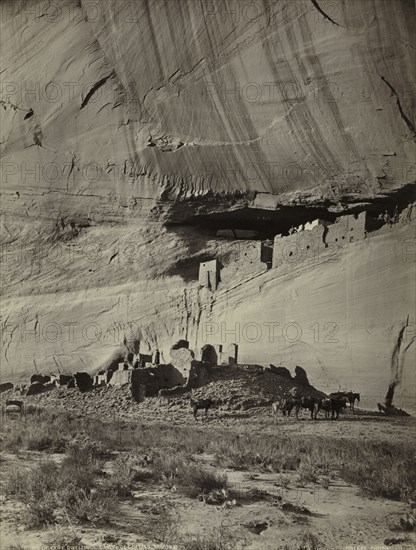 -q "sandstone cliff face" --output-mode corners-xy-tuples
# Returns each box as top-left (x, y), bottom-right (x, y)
(1, 1), (415, 409)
